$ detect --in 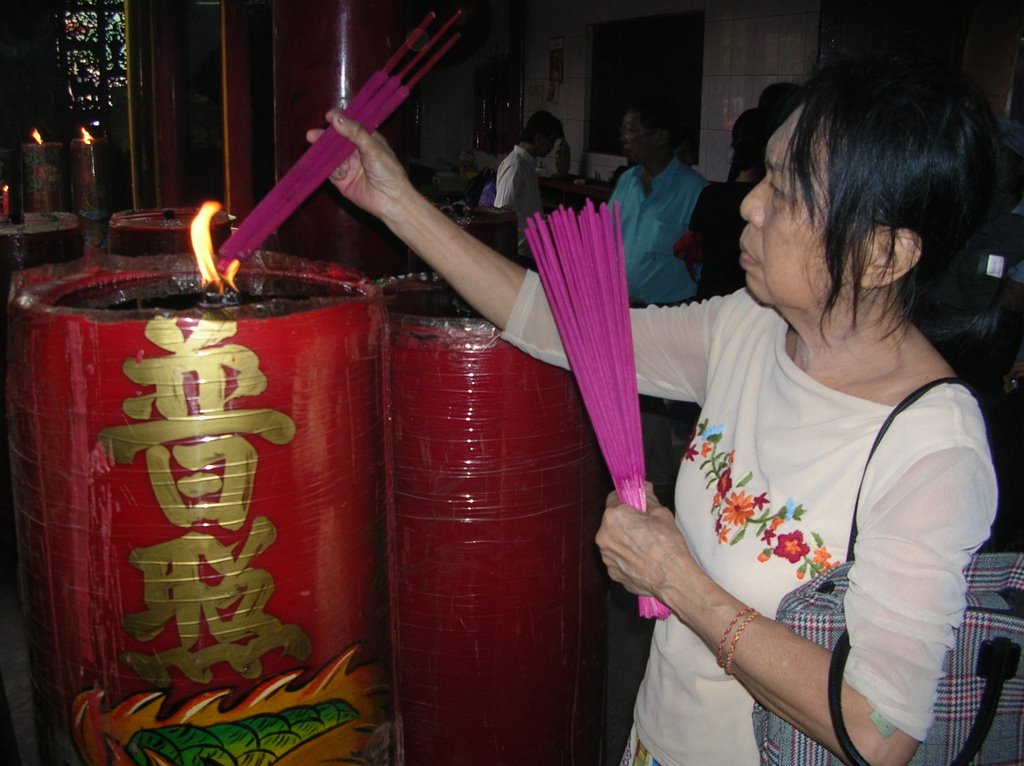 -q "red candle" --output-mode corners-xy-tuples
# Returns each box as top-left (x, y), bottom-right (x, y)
(21, 129), (66, 213)
(70, 127), (111, 253)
